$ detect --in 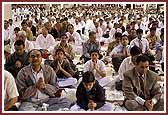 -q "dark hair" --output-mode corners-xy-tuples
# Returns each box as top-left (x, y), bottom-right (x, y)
(21, 20), (28, 25)
(14, 40), (25, 47)
(136, 29), (143, 34)
(161, 28), (164, 33)
(136, 55), (150, 64)
(60, 33), (68, 38)
(8, 19), (13, 22)
(126, 24), (130, 29)
(14, 27), (20, 32)
(150, 27), (156, 32)
(76, 30), (81, 35)
(67, 24), (74, 28)
(89, 31), (96, 37)
(82, 71), (95, 83)
(130, 45), (142, 56)
(121, 34), (128, 39)
(55, 48), (65, 55)
(14, 58), (23, 65)
(115, 32), (122, 38)
(64, 17), (68, 21)
(89, 49), (100, 56)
